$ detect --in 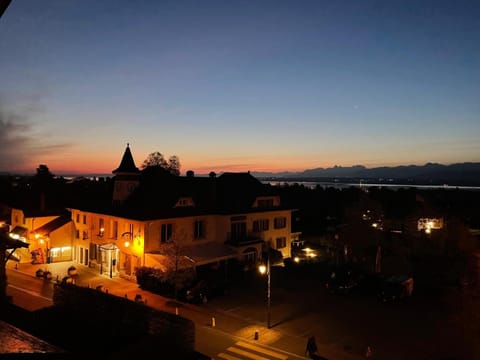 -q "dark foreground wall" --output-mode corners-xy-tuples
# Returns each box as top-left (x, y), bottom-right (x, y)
(1, 283), (204, 359)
